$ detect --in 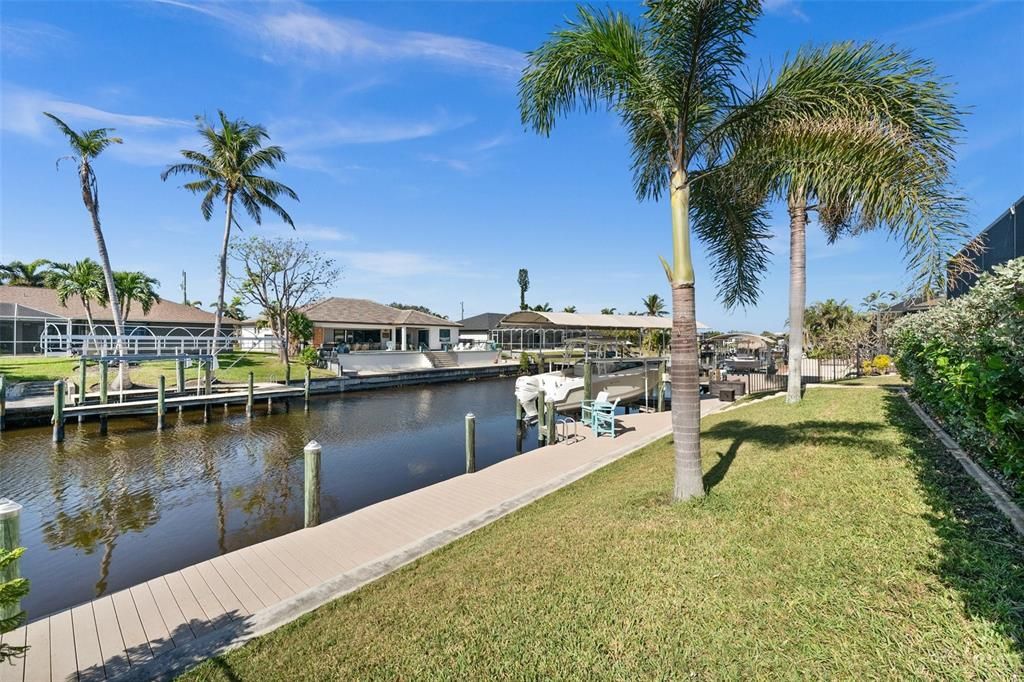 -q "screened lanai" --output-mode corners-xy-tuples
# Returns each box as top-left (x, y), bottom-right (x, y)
(492, 311), (708, 351)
